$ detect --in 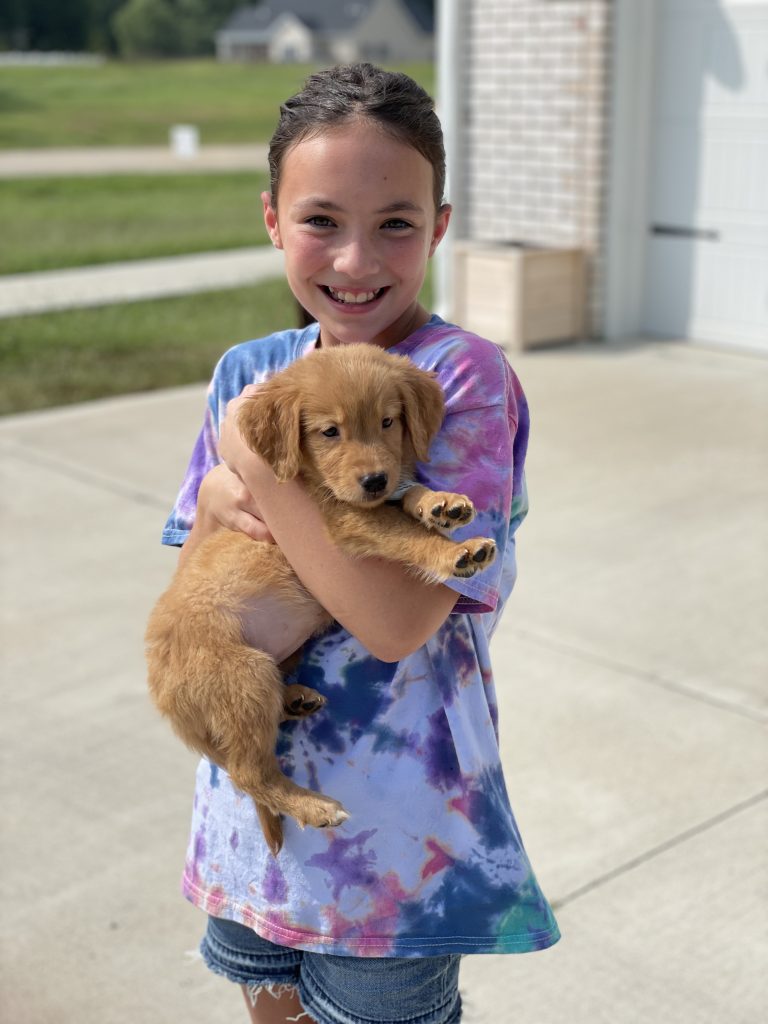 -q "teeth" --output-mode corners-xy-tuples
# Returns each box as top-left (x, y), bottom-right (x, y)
(328, 287), (380, 304)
